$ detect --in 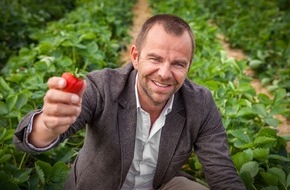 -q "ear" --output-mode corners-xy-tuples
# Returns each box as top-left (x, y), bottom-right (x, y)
(130, 45), (138, 70)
